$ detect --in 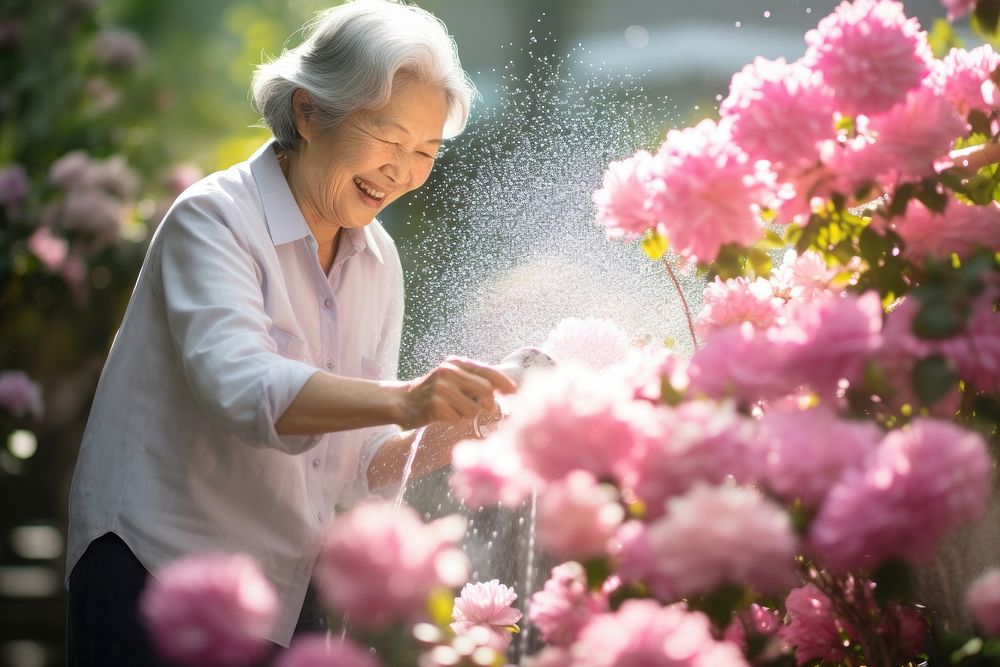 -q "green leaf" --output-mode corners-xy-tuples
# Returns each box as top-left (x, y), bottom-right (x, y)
(713, 243), (746, 280)
(928, 18), (964, 58)
(608, 582), (649, 611)
(872, 559), (913, 605)
(887, 182), (918, 219)
(913, 355), (958, 407)
(835, 115), (856, 135)
(758, 229), (786, 250)
(968, 109), (994, 138)
(747, 247), (773, 278)
(916, 182), (949, 214)
(912, 301), (963, 340)
(583, 557), (613, 591)
(641, 228), (669, 261)
(687, 584), (750, 630)
(974, 0), (1000, 39)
